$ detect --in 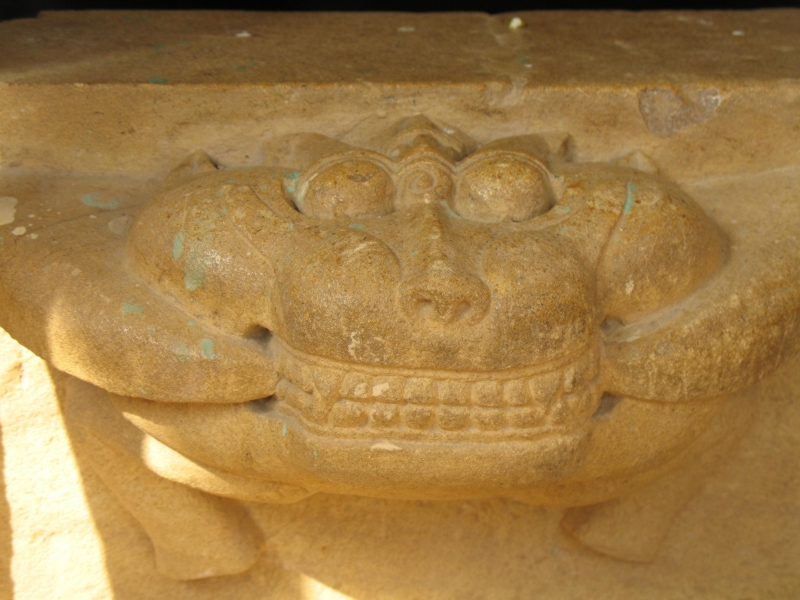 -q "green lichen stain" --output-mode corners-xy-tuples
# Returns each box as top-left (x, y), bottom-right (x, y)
(284, 173), (299, 194)
(349, 223), (366, 231)
(200, 338), (218, 360)
(185, 266), (205, 290)
(140, 389), (147, 395)
(623, 182), (637, 215)
(173, 230), (185, 260)
(439, 201), (462, 219)
(146, 325), (156, 335)
(178, 41), (190, 47)
(188, 321), (195, 326)
(235, 65), (247, 71)
(174, 343), (191, 362)
(149, 77), (169, 84)
(121, 302), (144, 315)
(282, 423), (287, 437)
(184, 252), (207, 291)
(554, 205), (571, 214)
(81, 192), (123, 210)
(517, 56), (531, 64)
